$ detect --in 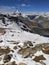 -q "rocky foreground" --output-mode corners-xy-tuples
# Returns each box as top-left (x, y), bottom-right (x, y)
(0, 13), (49, 65)
(0, 27), (49, 65)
